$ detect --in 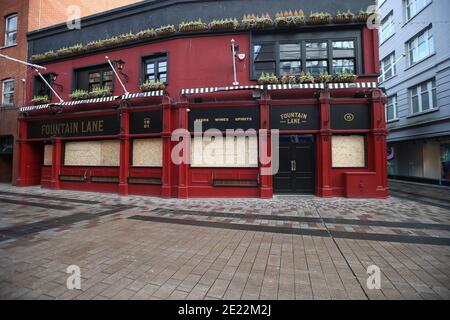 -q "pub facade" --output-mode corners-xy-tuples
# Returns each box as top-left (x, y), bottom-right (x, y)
(17, 0), (387, 198)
